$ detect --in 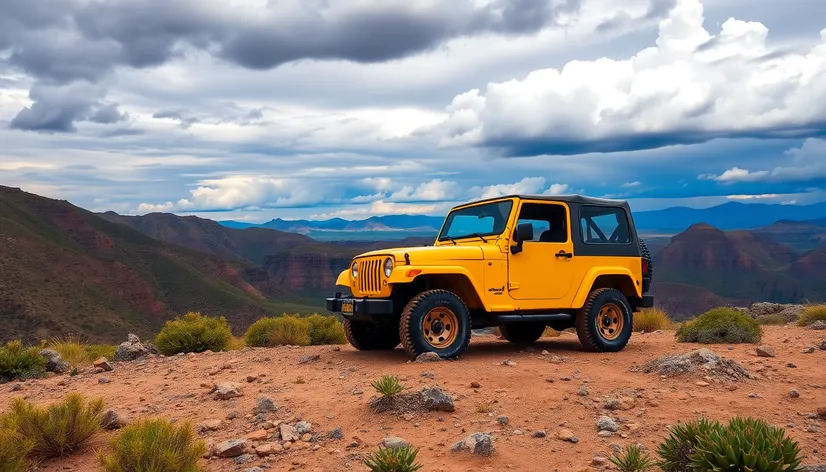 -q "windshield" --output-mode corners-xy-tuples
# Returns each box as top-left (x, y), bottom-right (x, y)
(438, 200), (514, 241)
